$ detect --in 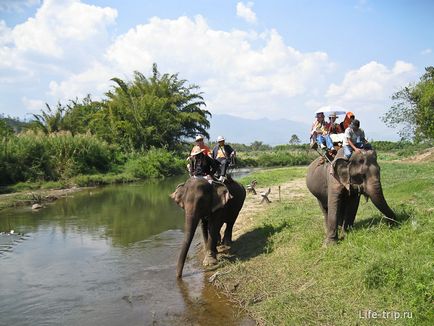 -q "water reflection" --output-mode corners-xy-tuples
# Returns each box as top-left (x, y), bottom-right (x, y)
(0, 174), (253, 325)
(0, 175), (186, 247)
